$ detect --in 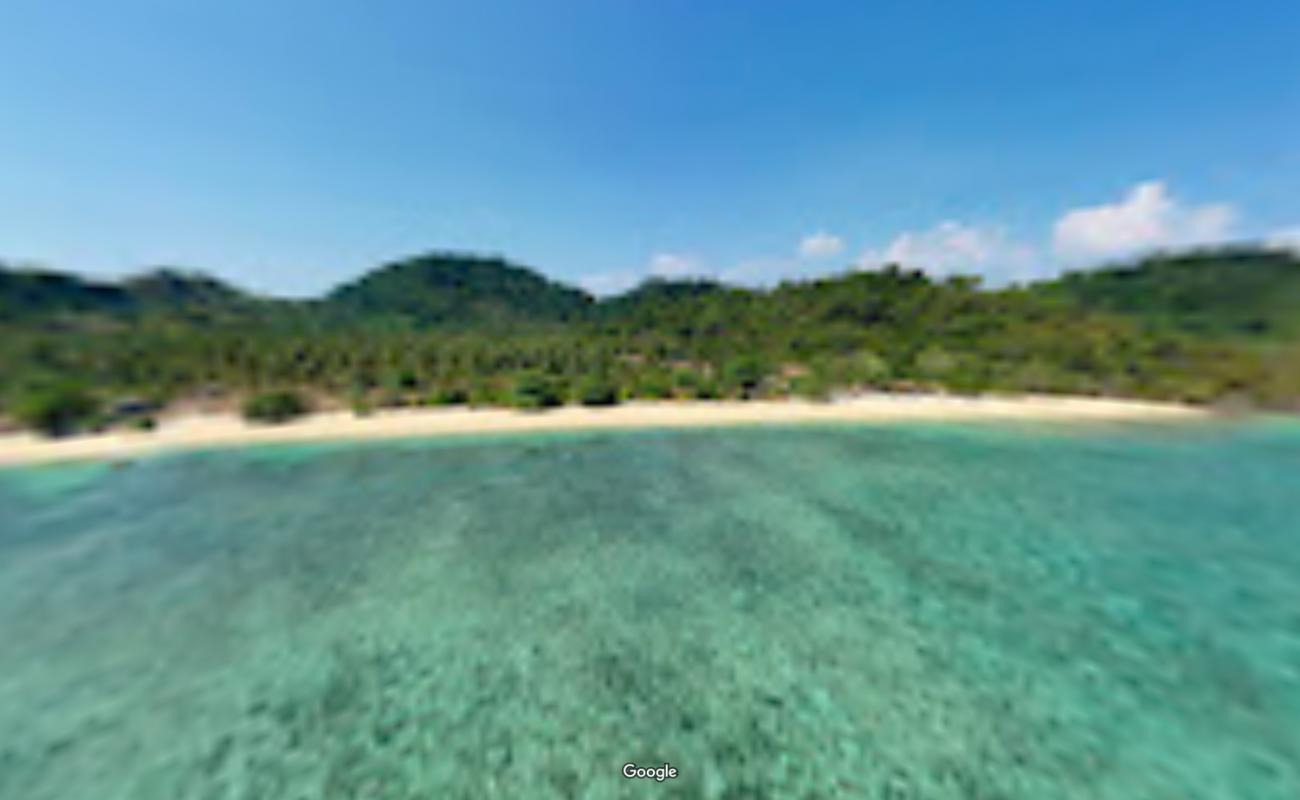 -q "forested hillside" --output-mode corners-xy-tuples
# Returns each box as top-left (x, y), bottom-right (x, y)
(1034, 248), (1300, 339)
(0, 267), (279, 326)
(2, 247), (1297, 435)
(323, 253), (594, 328)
